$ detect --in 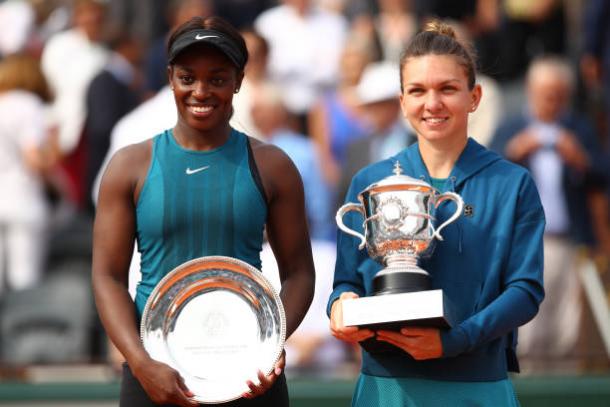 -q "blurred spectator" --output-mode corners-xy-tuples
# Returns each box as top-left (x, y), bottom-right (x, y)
(308, 35), (374, 188)
(450, 20), (504, 146)
(337, 61), (414, 206)
(358, 0), (417, 64)
(0, 0), (68, 59)
(316, 0), (349, 15)
(578, 0), (610, 273)
(0, 0), (67, 59)
(0, 0), (36, 57)
(105, 0), (167, 45)
(414, 0), (477, 22)
(581, 0), (610, 183)
(230, 28), (271, 140)
(83, 31), (145, 215)
(143, 0), (214, 95)
(412, 0), (505, 80)
(41, 0), (110, 208)
(254, 0), (349, 130)
(251, 83), (335, 242)
(41, 0), (109, 153)
(337, 0), (376, 21)
(466, 74), (502, 146)
(496, 0), (567, 81)
(212, 0), (274, 30)
(0, 54), (58, 294)
(32, 0), (73, 42)
(490, 56), (607, 373)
